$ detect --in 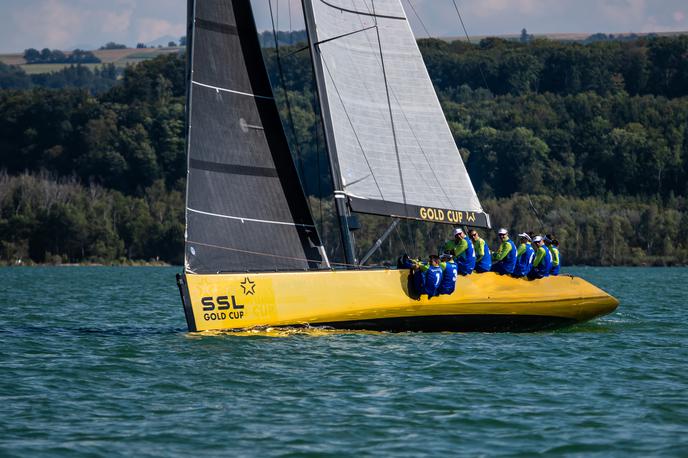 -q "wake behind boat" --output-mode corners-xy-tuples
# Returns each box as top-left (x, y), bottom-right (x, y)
(177, 0), (618, 332)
